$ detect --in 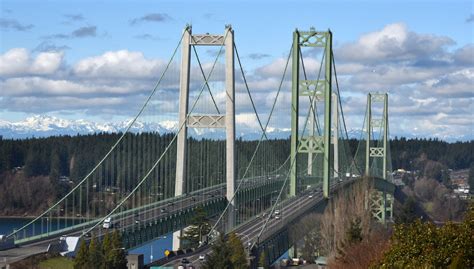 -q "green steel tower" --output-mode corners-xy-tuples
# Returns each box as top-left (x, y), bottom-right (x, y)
(290, 28), (332, 198)
(365, 92), (393, 223)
